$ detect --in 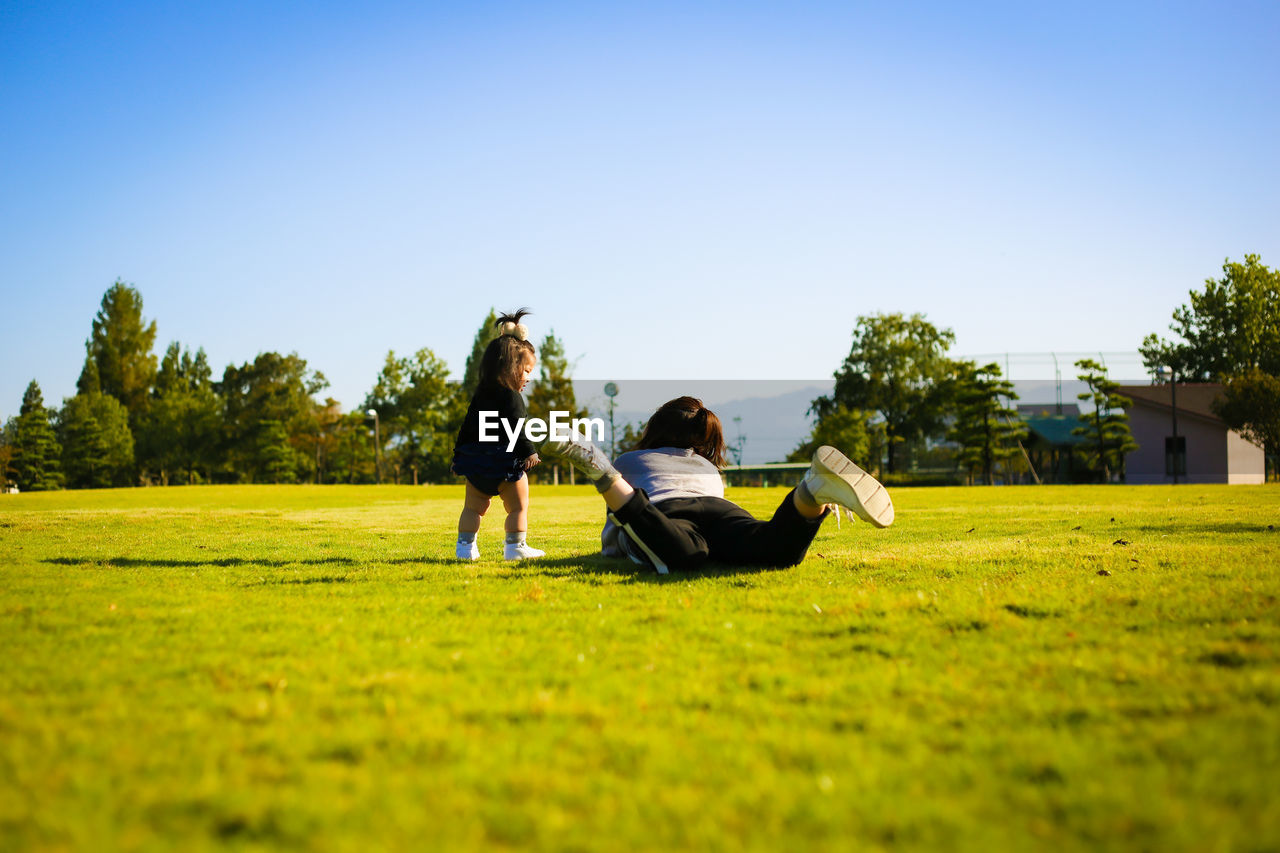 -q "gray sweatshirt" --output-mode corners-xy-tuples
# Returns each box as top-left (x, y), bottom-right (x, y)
(600, 447), (724, 556)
